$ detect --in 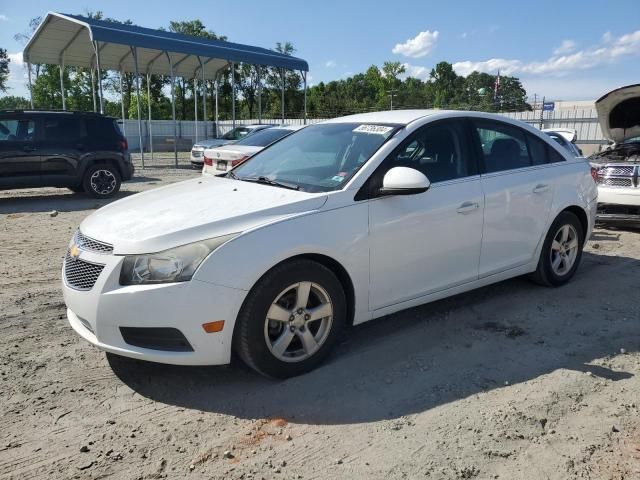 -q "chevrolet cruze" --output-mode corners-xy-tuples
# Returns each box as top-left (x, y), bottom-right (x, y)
(62, 110), (597, 378)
